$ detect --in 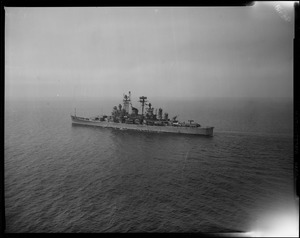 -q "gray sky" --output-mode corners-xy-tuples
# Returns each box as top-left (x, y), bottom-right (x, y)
(5, 3), (294, 100)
